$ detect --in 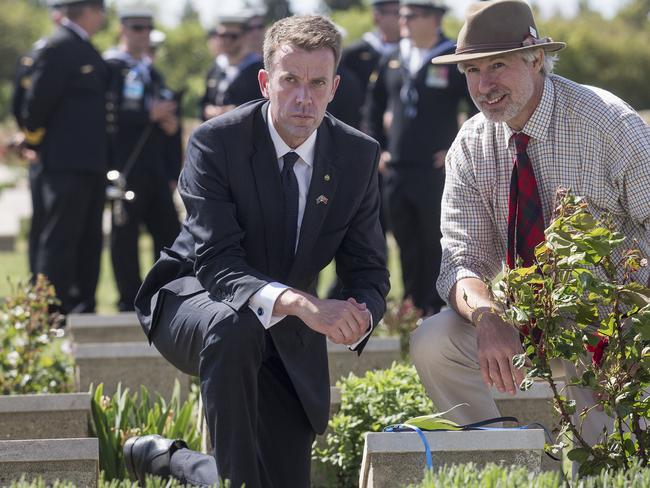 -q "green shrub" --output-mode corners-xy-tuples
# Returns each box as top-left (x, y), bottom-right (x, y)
(90, 381), (202, 480)
(314, 362), (433, 487)
(490, 190), (650, 476)
(409, 461), (650, 488)
(7, 472), (218, 487)
(0, 275), (73, 394)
